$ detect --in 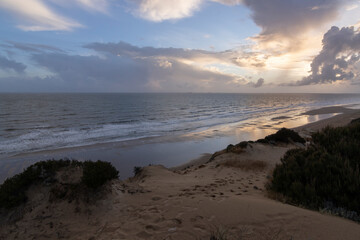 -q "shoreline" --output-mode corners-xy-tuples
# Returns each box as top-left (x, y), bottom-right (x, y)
(175, 106), (360, 172)
(1, 105), (360, 183)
